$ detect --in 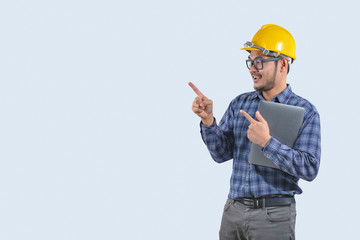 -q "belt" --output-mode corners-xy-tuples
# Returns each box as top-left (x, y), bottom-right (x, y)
(236, 196), (295, 209)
